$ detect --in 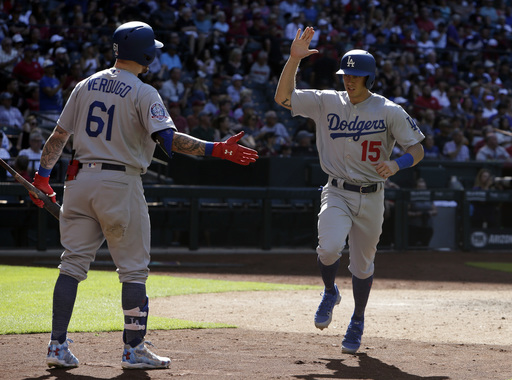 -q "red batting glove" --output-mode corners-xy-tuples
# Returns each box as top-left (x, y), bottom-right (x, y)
(212, 131), (259, 165)
(29, 172), (57, 208)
